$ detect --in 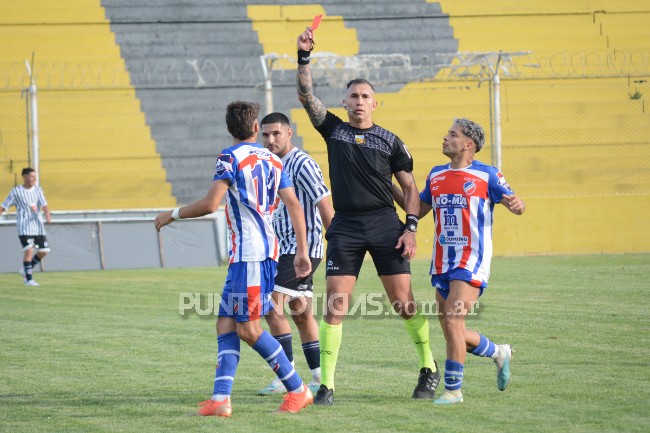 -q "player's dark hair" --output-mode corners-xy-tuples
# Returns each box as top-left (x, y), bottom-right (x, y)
(454, 118), (485, 153)
(21, 167), (35, 176)
(226, 101), (260, 141)
(346, 78), (375, 91)
(261, 112), (291, 127)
